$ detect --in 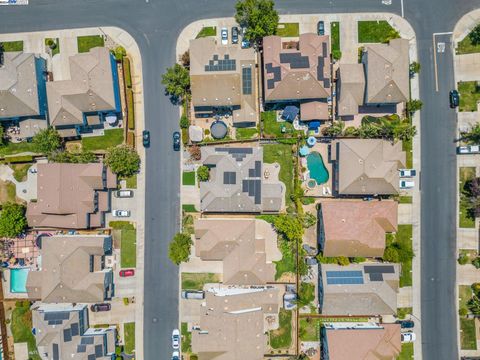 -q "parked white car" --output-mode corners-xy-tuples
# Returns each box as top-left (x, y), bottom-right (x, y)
(399, 169), (416, 177)
(399, 180), (415, 189)
(172, 329), (180, 349)
(112, 209), (130, 217)
(457, 145), (480, 154)
(221, 27), (228, 45)
(114, 190), (134, 198)
(401, 332), (416, 343)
